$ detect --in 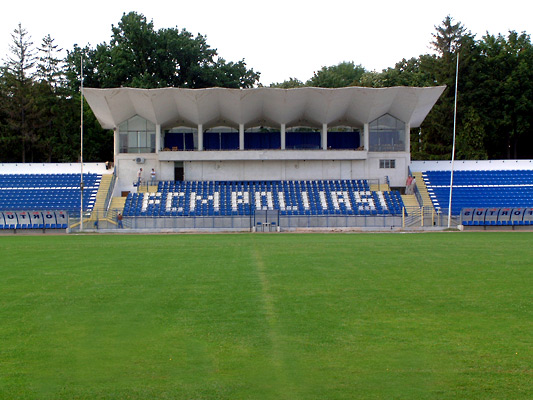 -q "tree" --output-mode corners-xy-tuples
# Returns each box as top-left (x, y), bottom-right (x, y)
(76, 12), (260, 89)
(477, 31), (533, 158)
(1, 23), (40, 162)
(415, 16), (478, 160)
(37, 34), (64, 89)
(269, 77), (305, 88)
(360, 56), (436, 88)
(307, 61), (366, 88)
